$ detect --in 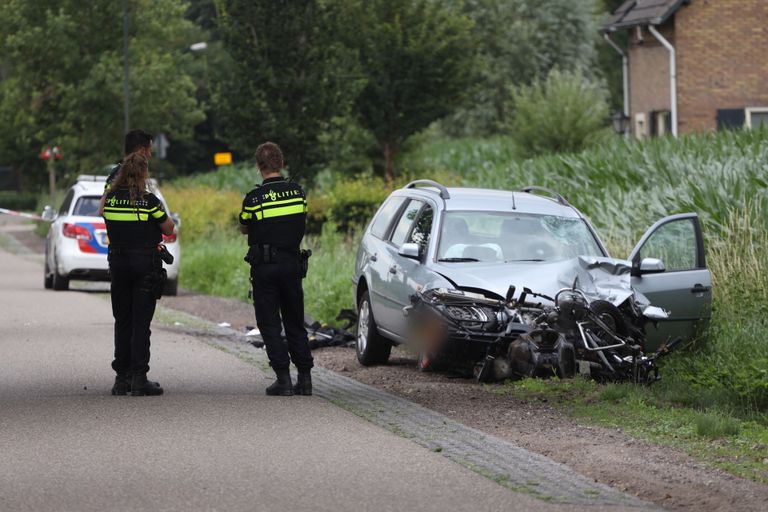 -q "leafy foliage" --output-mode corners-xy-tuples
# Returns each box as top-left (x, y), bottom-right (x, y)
(444, 0), (599, 134)
(509, 68), (610, 157)
(213, 0), (363, 181)
(0, 0), (205, 187)
(350, 0), (474, 182)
